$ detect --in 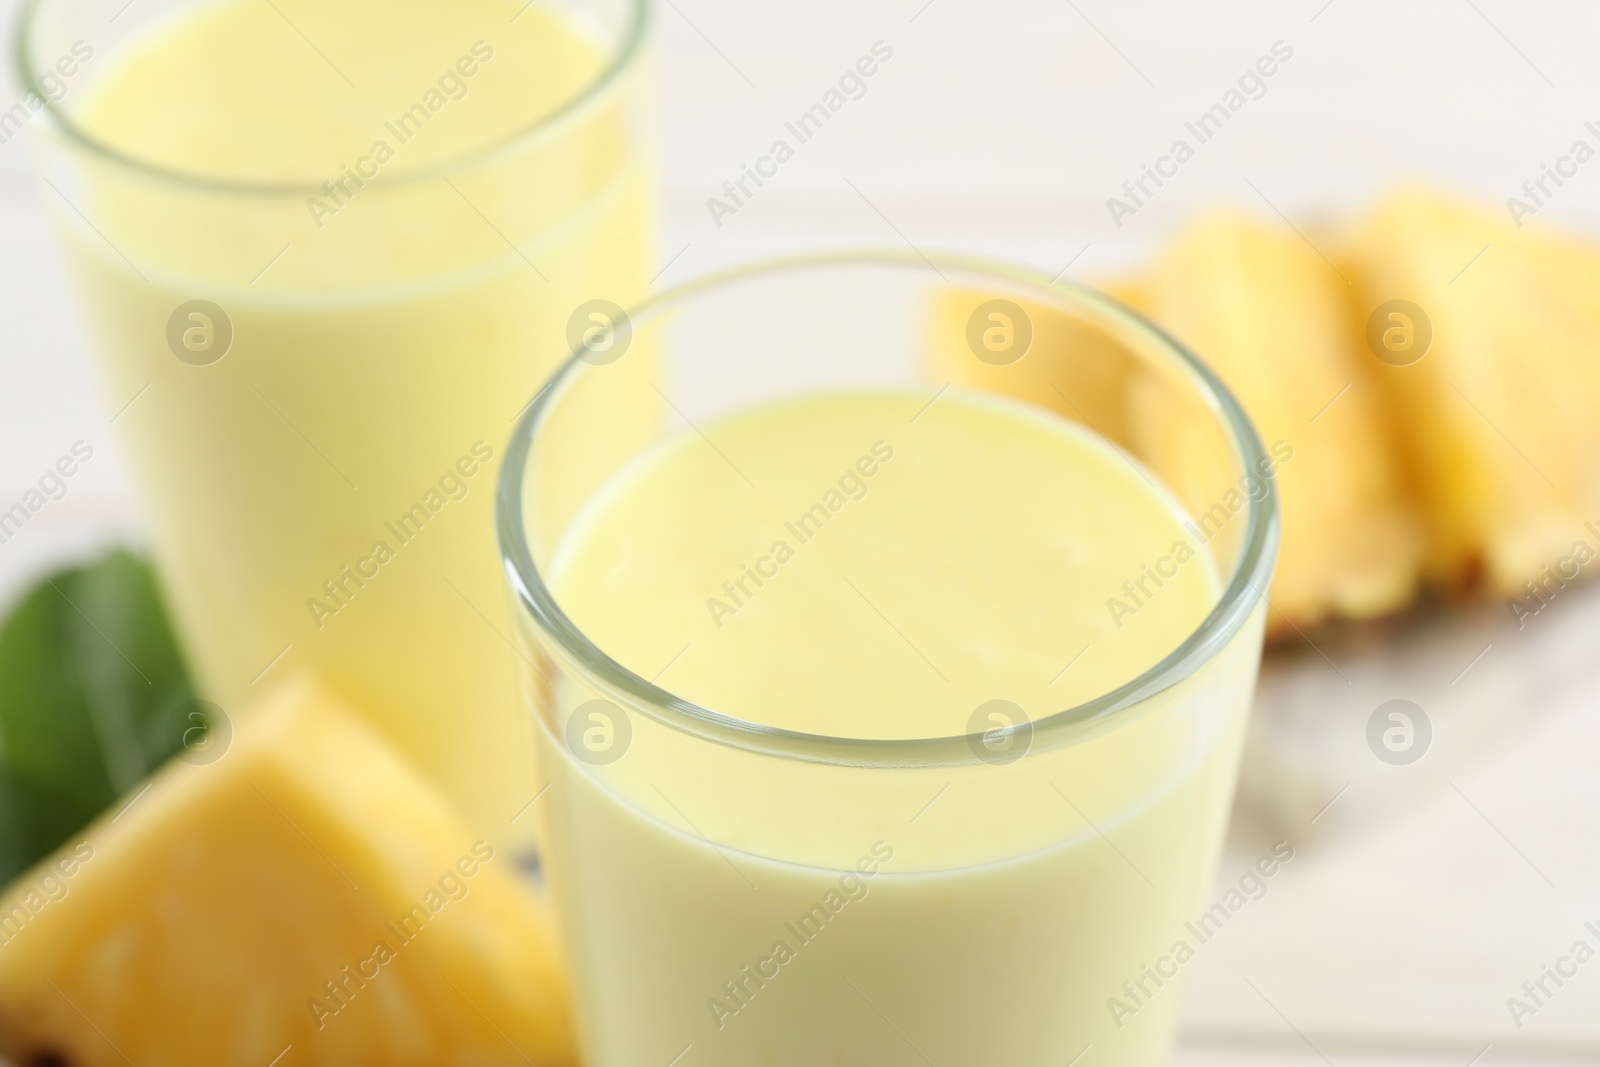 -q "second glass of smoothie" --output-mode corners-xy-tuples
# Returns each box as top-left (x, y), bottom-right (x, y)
(18, 0), (653, 837)
(499, 253), (1280, 1066)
